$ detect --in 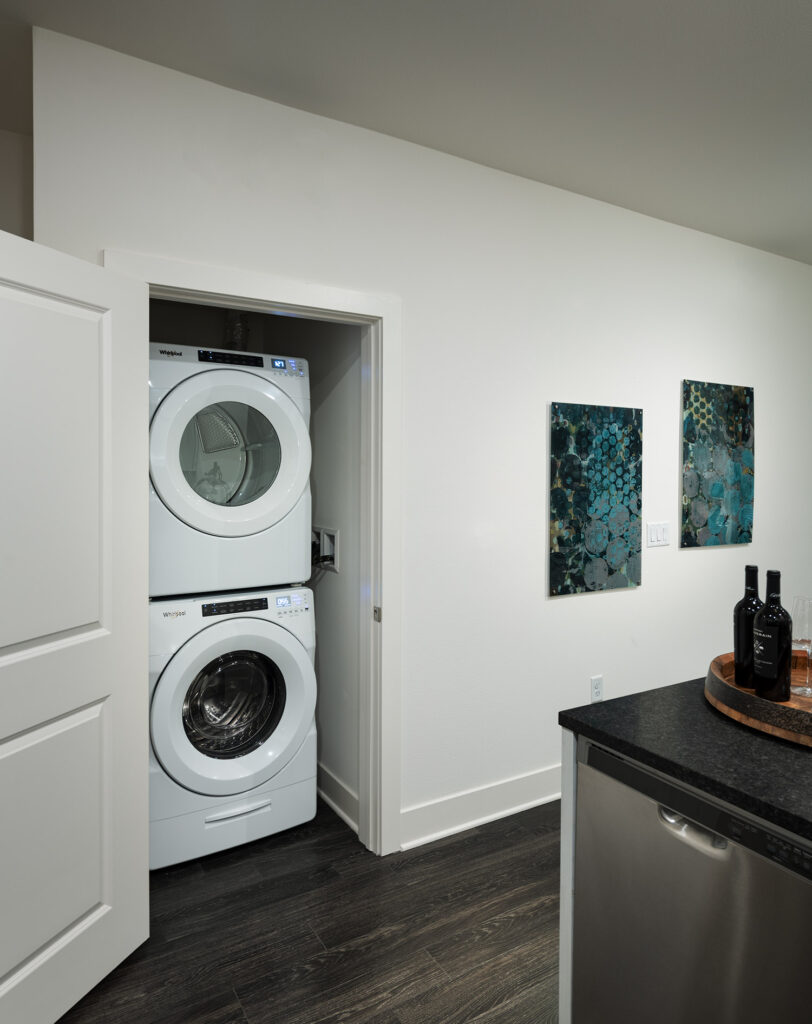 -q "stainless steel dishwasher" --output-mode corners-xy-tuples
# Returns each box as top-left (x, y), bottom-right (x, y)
(572, 740), (812, 1023)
